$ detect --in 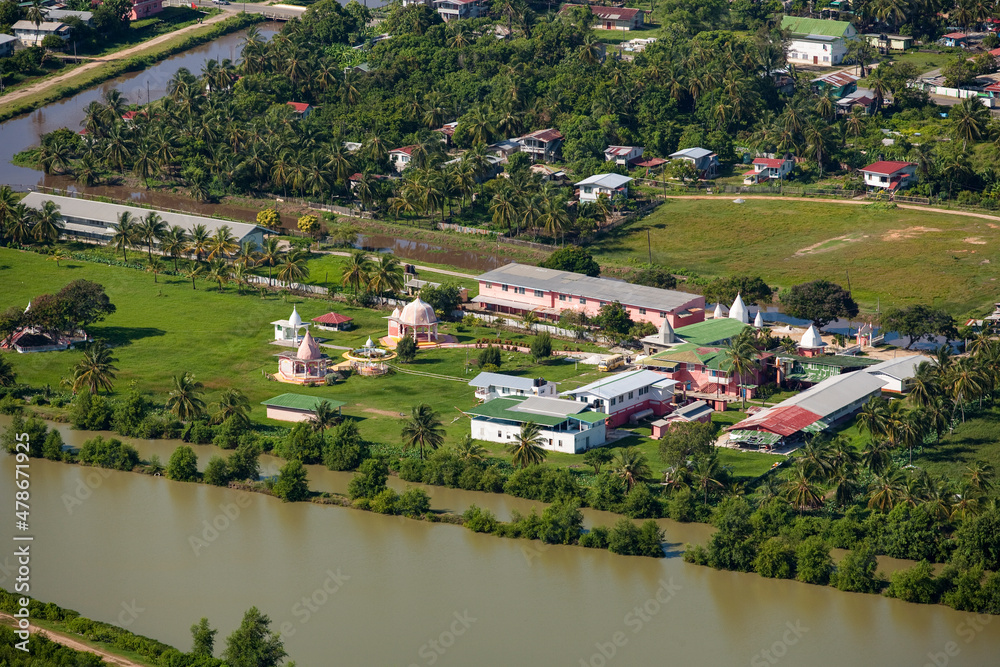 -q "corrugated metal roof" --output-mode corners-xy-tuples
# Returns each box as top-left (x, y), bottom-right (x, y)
(670, 147), (714, 160)
(781, 371), (887, 416)
(780, 16), (853, 37)
(466, 396), (605, 426)
(674, 318), (748, 346)
(562, 369), (675, 400)
(468, 372), (539, 392)
(512, 396), (588, 418)
(21, 193), (265, 242)
(575, 174), (633, 189)
(261, 393), (345, 411)
(672, 400), (713, 421)
(731, 405), (822, 436)
(475, 263), (700, 313)
(863, 355), (931, 380)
